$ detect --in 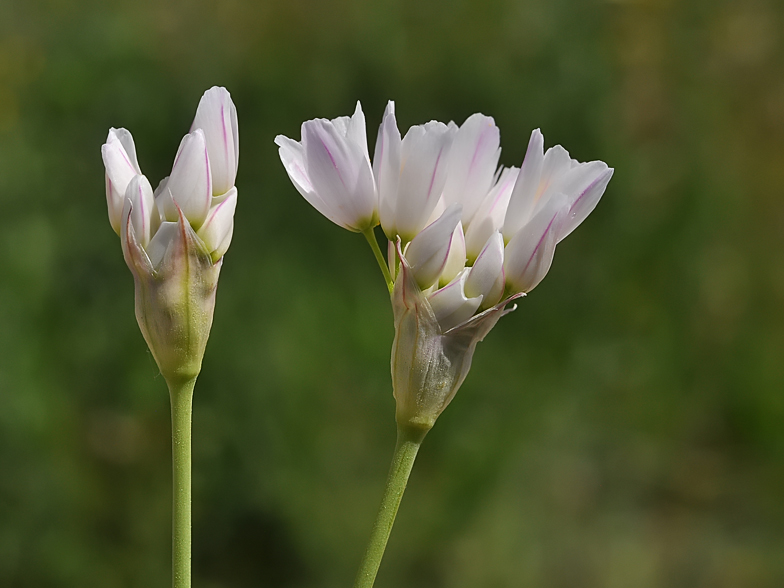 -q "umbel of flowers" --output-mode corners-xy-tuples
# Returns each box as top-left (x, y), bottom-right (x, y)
(277, 101), (612, 432)
(102, 87), (238, 383)
(102, 86), (239, 588)
(277, 101), (612, 588)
